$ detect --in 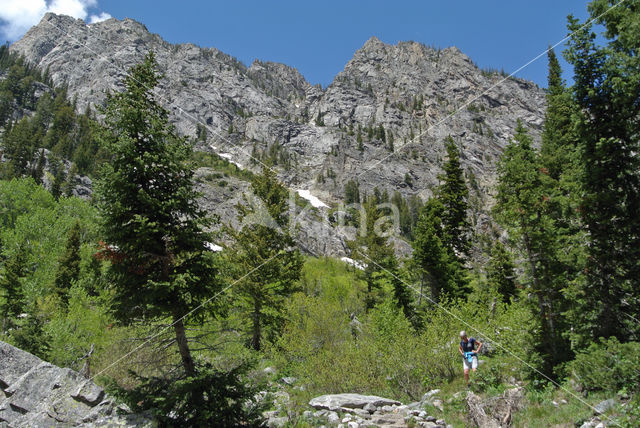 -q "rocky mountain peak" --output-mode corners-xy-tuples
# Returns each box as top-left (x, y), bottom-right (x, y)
(359, 35), (387, 52)
(10, 13), (546, 257)
(247, 60), (310, 100)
